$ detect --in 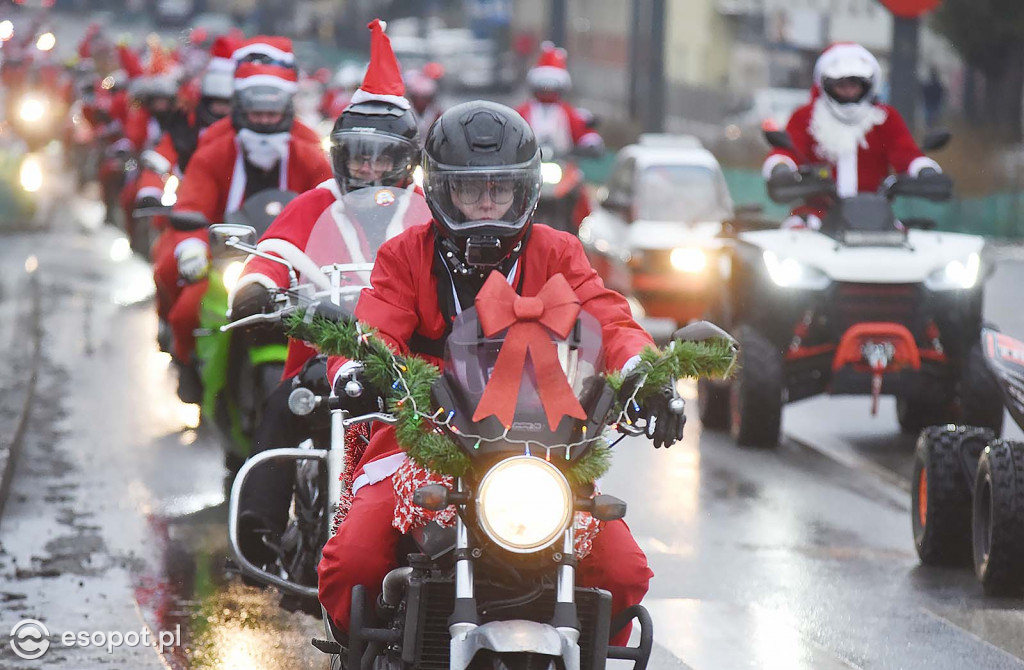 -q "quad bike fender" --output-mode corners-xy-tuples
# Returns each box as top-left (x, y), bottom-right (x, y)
(833, 322), (920, 372)
(451, 621), (580, 670)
